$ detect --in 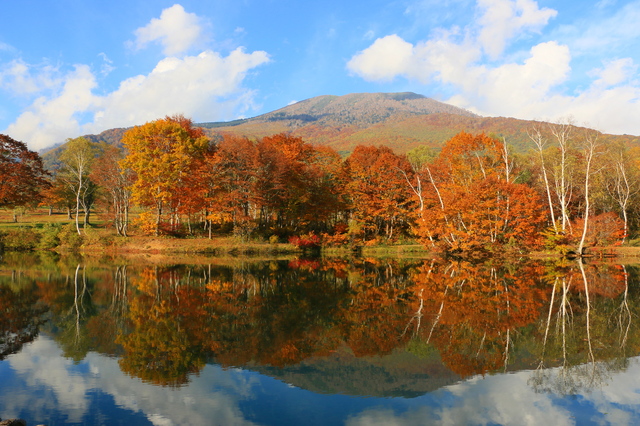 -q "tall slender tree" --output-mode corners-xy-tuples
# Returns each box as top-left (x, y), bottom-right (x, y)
(59, 137), (99, 234)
